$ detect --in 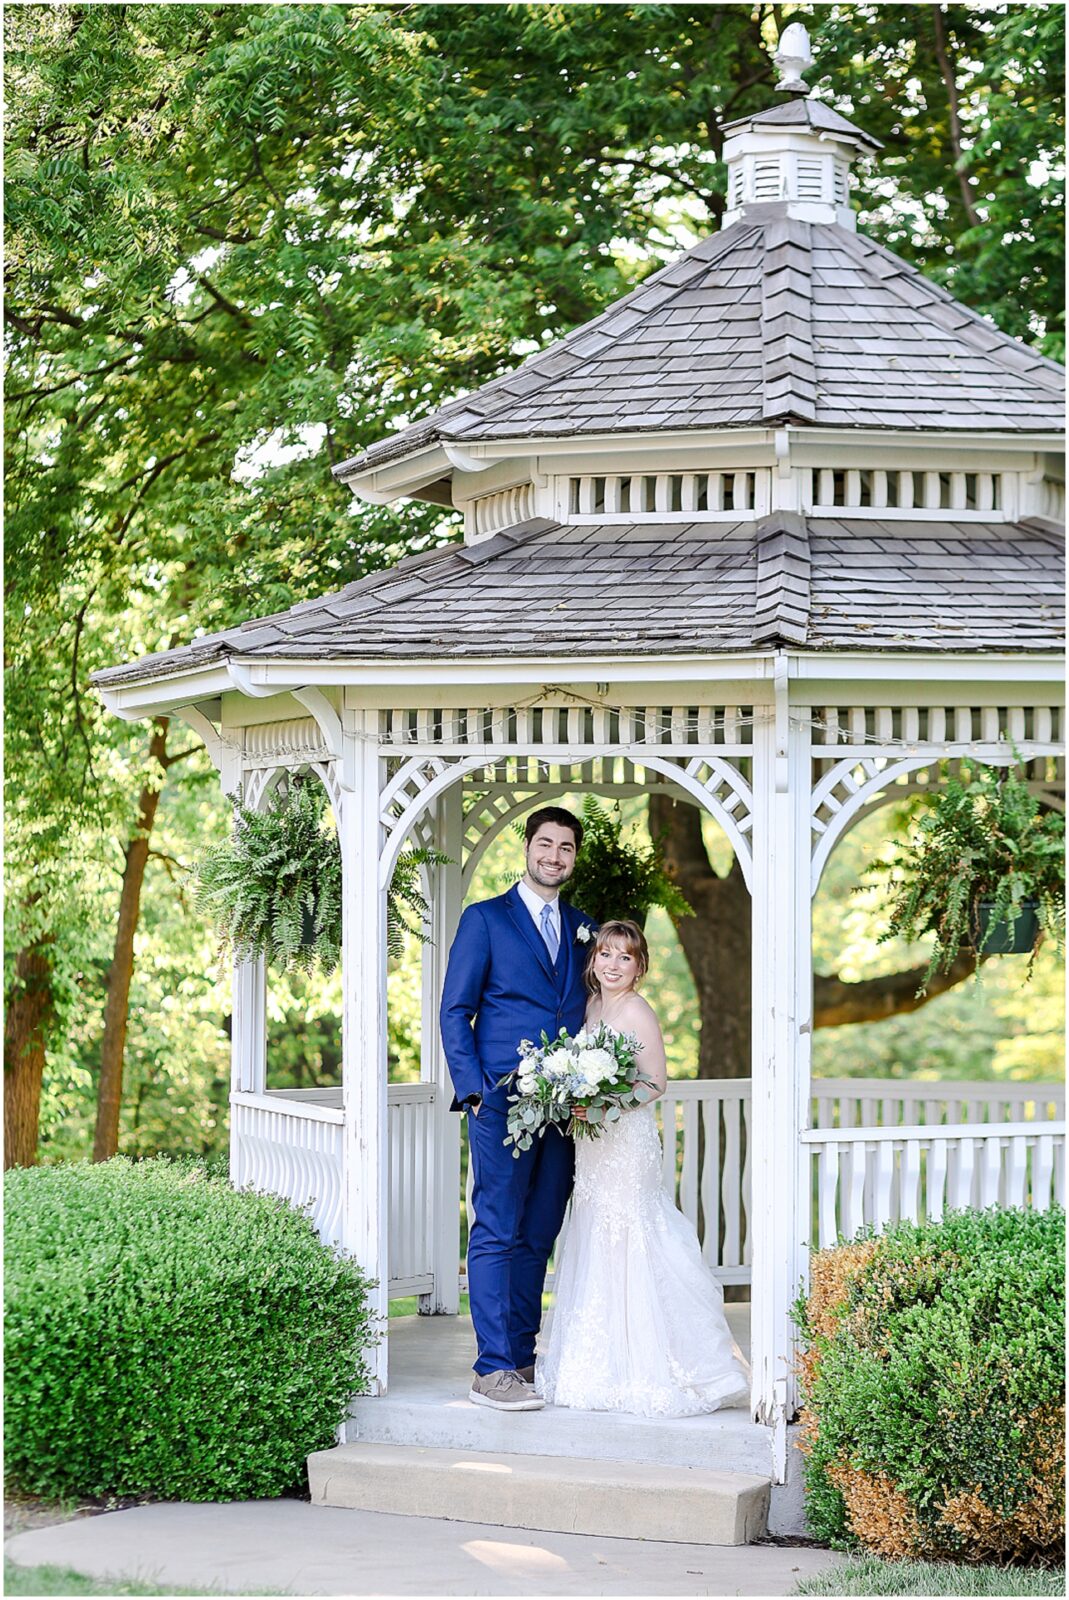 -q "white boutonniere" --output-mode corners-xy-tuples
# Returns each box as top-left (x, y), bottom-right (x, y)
(575, 924), (593, 945)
